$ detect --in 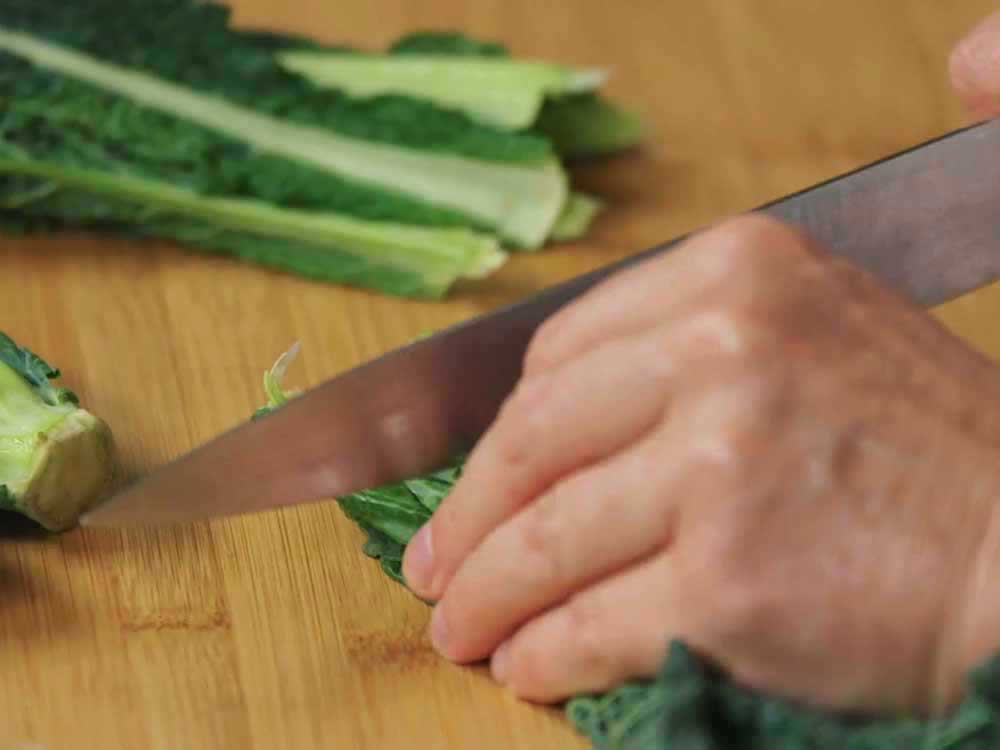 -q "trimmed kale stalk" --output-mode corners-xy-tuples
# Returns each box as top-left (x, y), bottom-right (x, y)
(551, 193), (606, 242)
(0, 154), (506, 299)
(0, 2), (633, 292)
(271, 28), (644, 160)
(255, 343), (1000, 750)
(387, 31), (643, 161)
(0, 36), (507, 297)
(0, 332), (114, 531)
(252, 342), (303, 420)
(0, 4), (569, 250)
(276, 50), (608, 131)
